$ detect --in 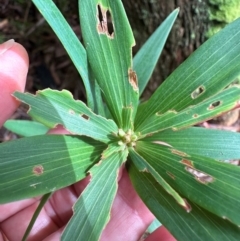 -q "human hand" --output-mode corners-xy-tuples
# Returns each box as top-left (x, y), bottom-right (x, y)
(0, 40), (175, 241)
